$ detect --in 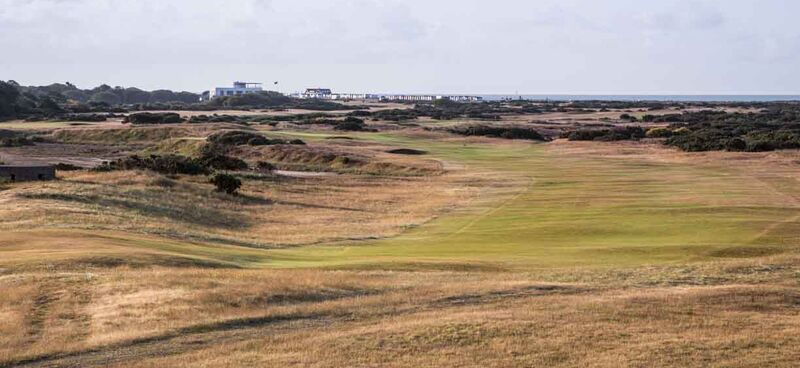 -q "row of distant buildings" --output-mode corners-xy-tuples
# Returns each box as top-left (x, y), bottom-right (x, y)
(293, 88), (381, 100)
(294, 88), (483, 102)
(200, 82), (482, 103)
